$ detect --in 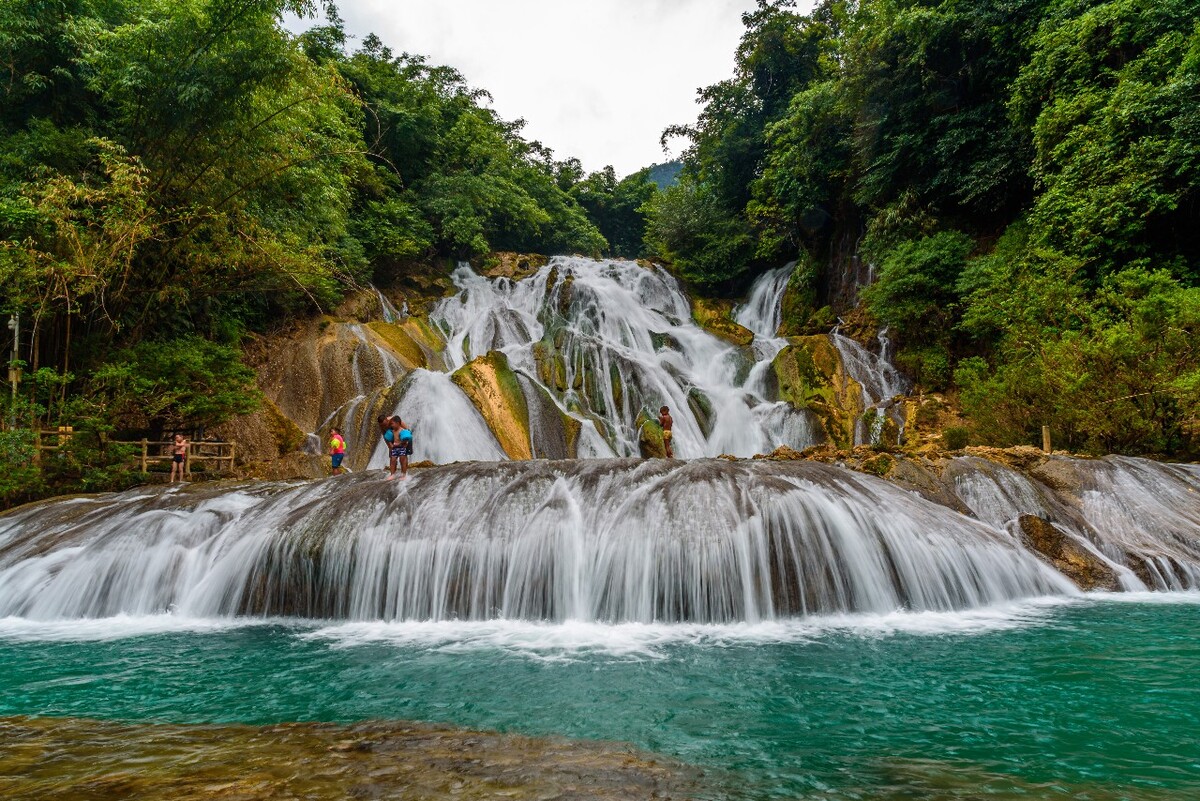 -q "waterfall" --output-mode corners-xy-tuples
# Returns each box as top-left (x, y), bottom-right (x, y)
(374, 286), (402, 323)
(1073, 458), (1200, 589)
(367, 370), (507, 467)
(0, 460), (1075, 623)
(427, 258), (821, 459)
(943, 456), (1200, 591)
(734, 263), (793, 338)
(829, 330), (910, 446)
